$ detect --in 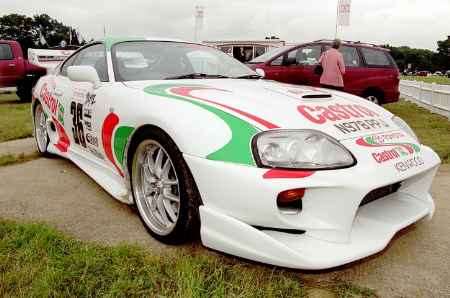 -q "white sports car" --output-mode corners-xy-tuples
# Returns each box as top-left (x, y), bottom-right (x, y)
(32, 37), (441, 270)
